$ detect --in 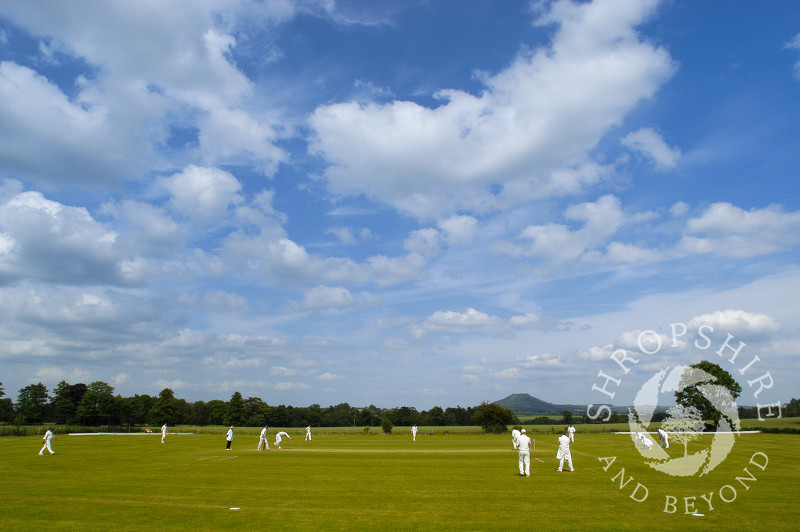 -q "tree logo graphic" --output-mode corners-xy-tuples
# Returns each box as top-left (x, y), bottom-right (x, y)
(628, 365), (740, 477)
